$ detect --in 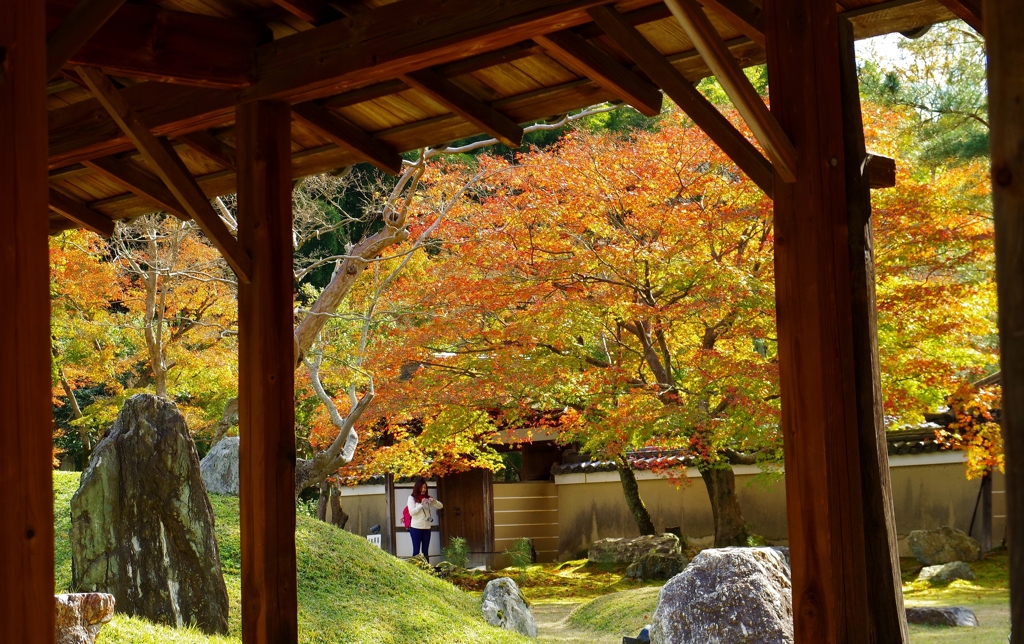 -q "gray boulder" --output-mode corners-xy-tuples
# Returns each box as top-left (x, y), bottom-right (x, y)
(70, 394), (229, 634)
(55, 593), (115, 644)
(905, 606), (978, 627)
(588, 534), (682, 565)
(917, 561), (976, 584)
(626, 553), (687, 580)
(907, 527), (981, 565)
(651, 547), (793, 644)
(200, 436), (239, 496)
(481, 577), (537, 638)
